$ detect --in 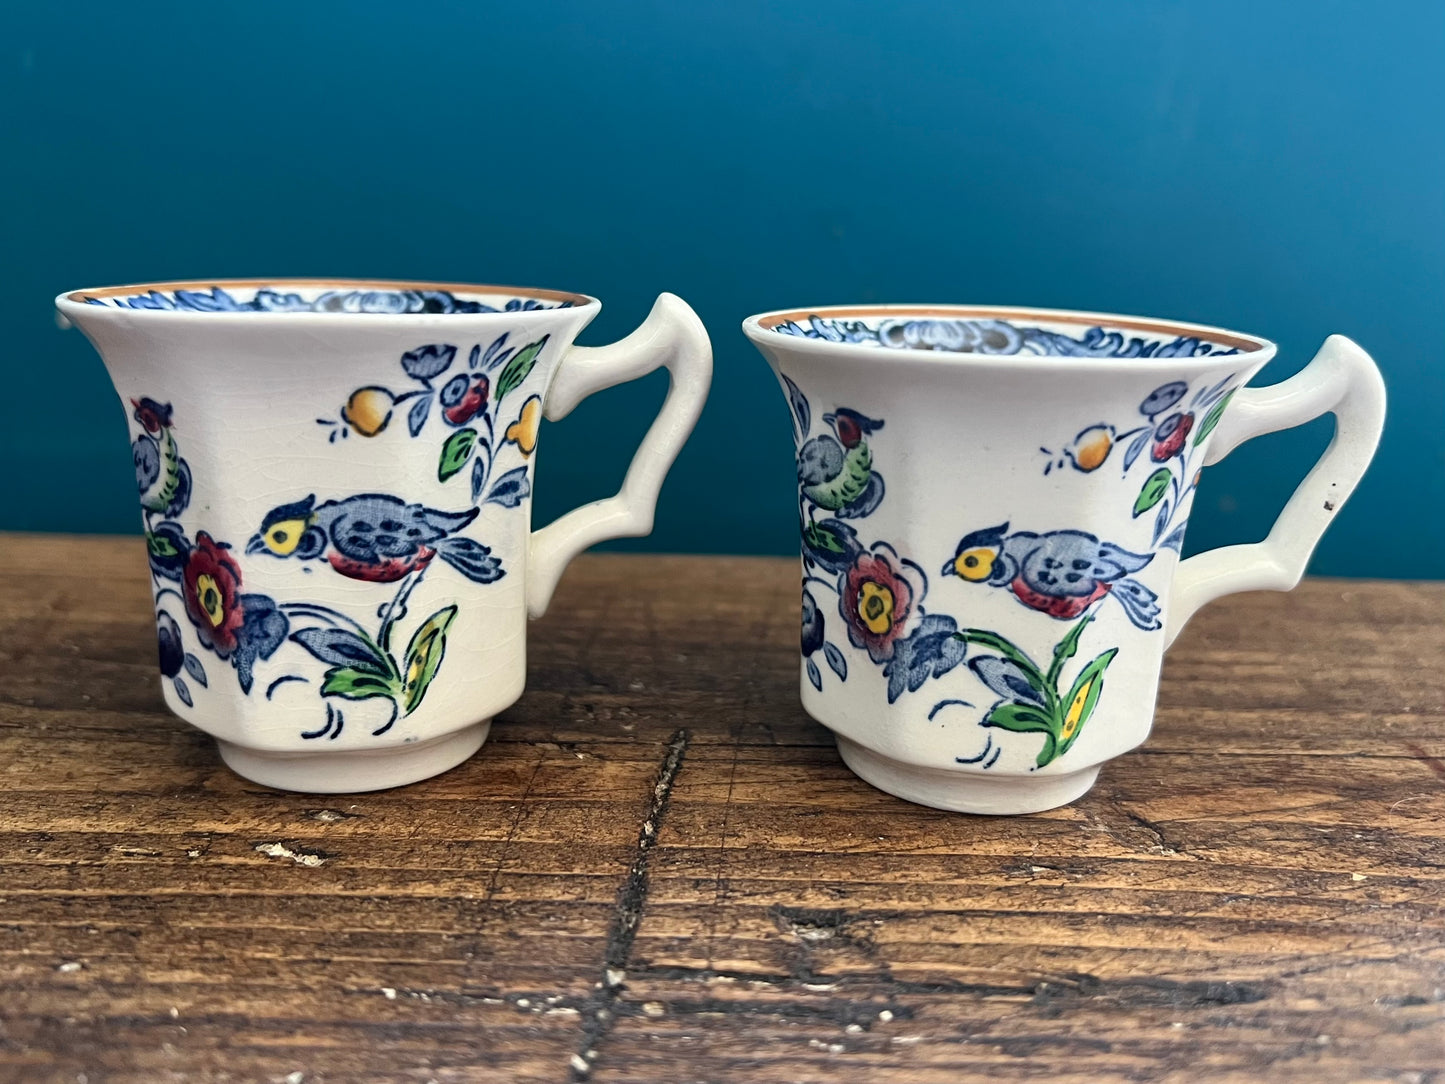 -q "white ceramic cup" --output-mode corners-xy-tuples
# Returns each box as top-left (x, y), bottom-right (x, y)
(58, 279), (712, 793)
(745, 304), (1385, 814)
